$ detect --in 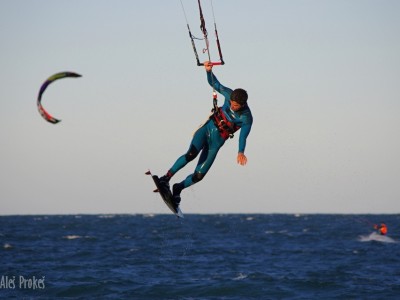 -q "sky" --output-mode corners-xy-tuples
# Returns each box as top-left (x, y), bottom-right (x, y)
(1, 0), (399, 215)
